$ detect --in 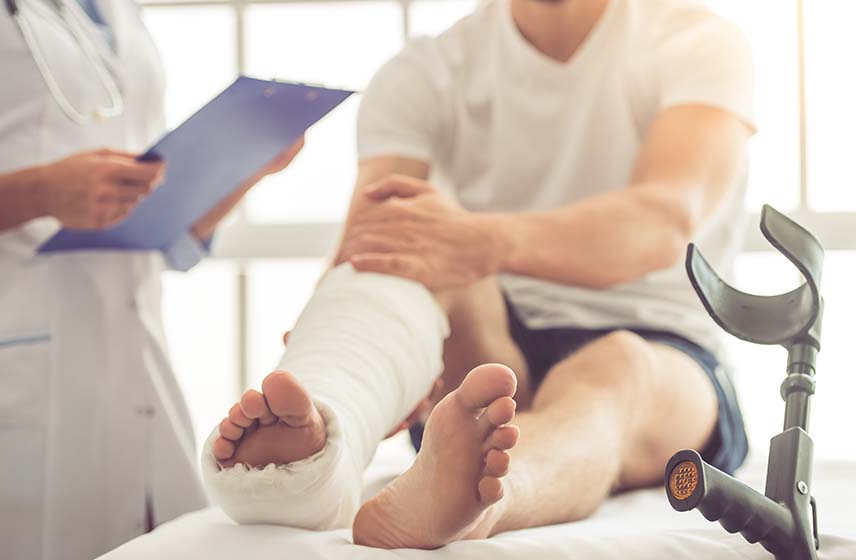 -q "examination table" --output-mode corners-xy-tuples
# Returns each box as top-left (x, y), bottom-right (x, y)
(99, 434), (855, 560)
